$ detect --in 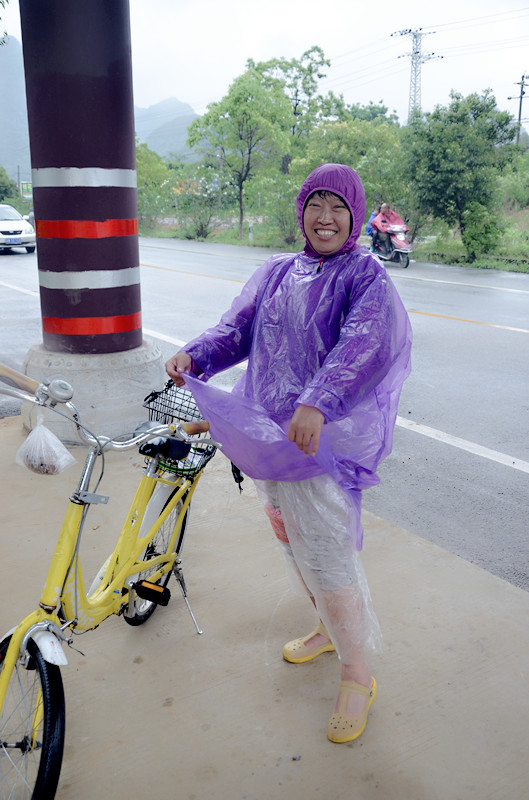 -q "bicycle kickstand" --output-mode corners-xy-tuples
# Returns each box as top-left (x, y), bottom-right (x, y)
(173, 559), (203, 635)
